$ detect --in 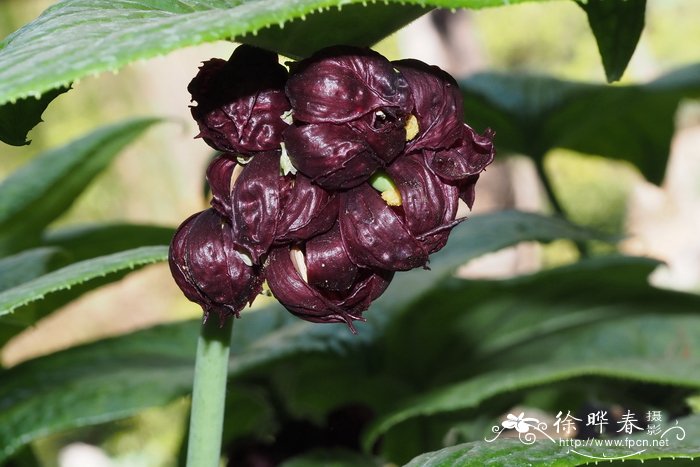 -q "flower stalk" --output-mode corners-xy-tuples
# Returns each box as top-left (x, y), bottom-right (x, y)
(186, 317), (233, 467)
